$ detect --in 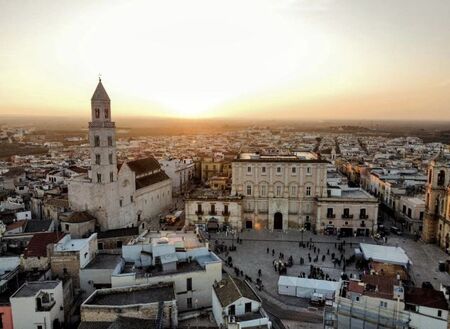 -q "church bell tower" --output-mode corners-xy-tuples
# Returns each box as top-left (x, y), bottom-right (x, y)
(88, 78), (118, 184)
(422, 150), (449, 245)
